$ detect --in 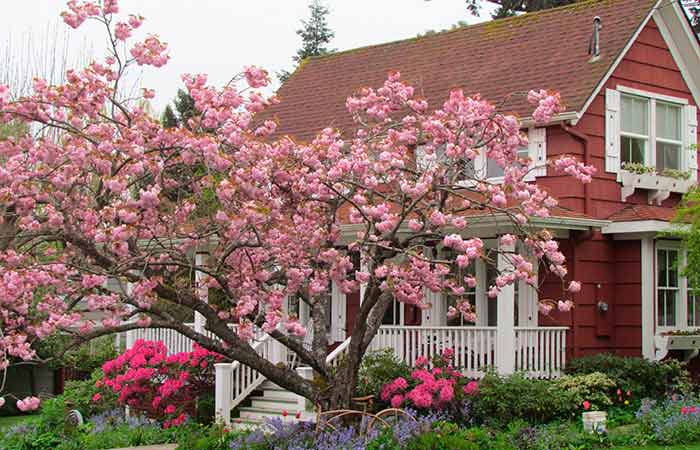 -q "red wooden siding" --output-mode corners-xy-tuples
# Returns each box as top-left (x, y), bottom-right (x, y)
(555, 18), (698, 220)
(540, 18), (696, 358)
